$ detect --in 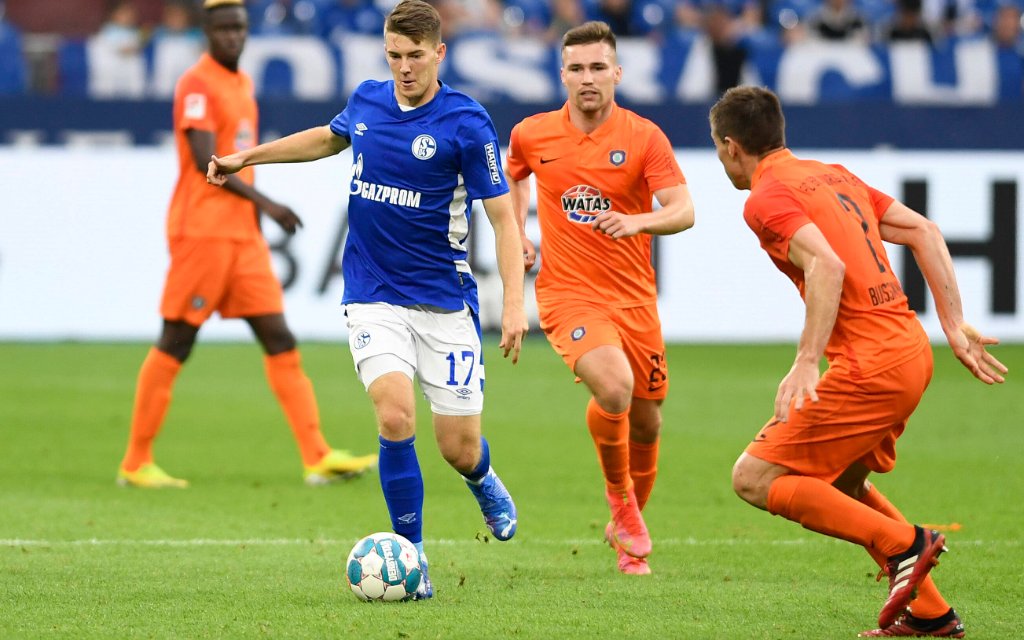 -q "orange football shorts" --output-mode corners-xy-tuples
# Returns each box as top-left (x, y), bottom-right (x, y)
(745, 345), (934, 483)
(160, 236), (284, 326)
(538, 299), (668, 400)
